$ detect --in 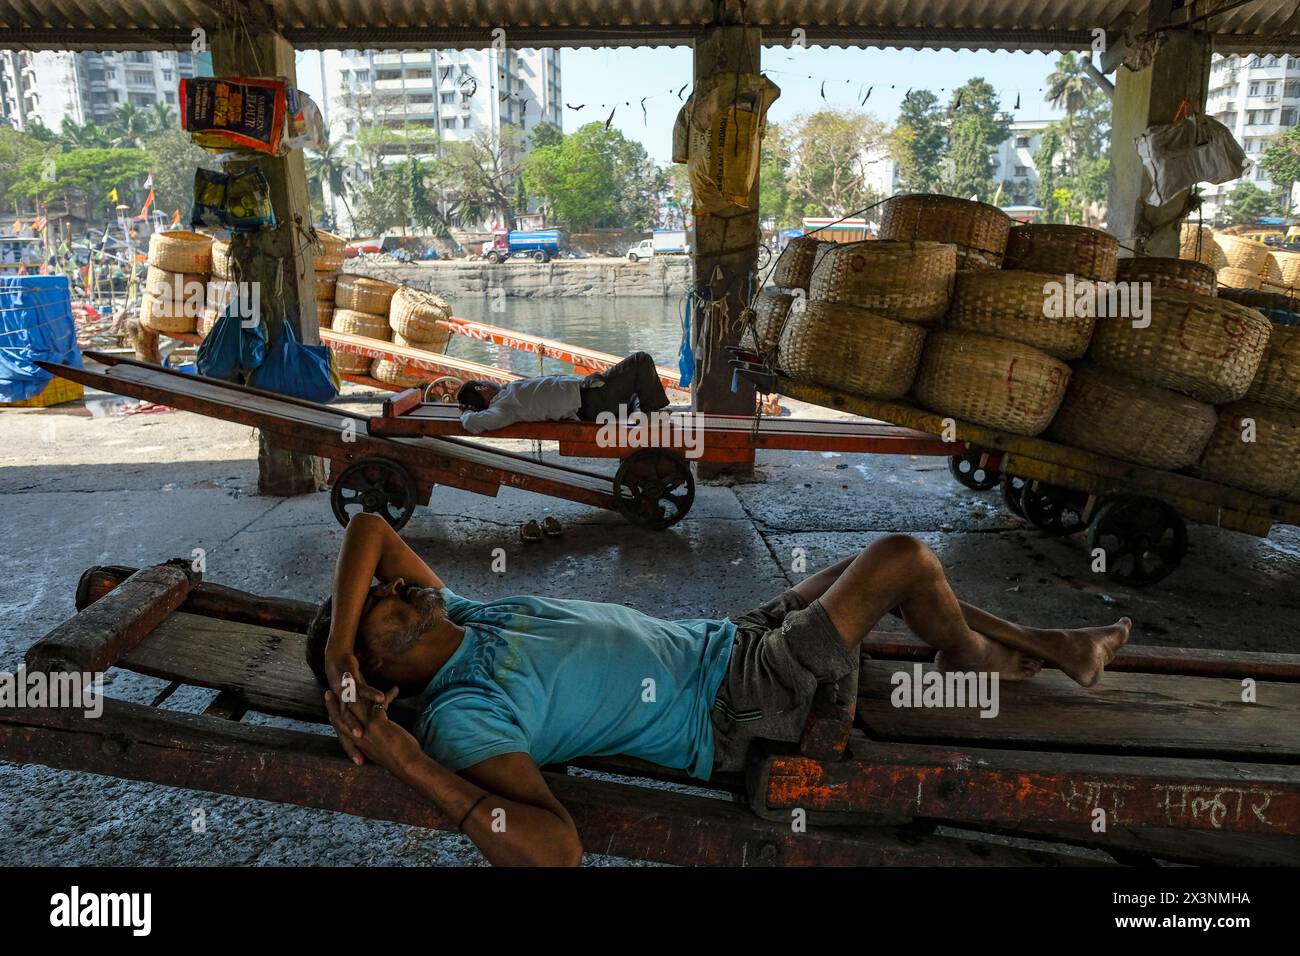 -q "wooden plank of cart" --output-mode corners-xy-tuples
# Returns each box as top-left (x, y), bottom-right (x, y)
(3, 561), (1298, 866)
(733, 357), (1300, 587)
(367, 388), (955, 524)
